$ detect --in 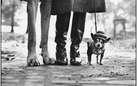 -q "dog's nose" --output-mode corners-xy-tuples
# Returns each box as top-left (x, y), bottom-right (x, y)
(97, 44), (100, 47)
